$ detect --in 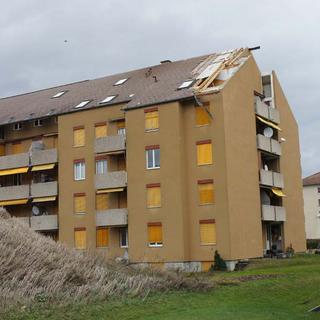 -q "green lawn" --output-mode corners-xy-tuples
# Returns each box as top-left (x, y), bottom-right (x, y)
(4, 254), (320, 320)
